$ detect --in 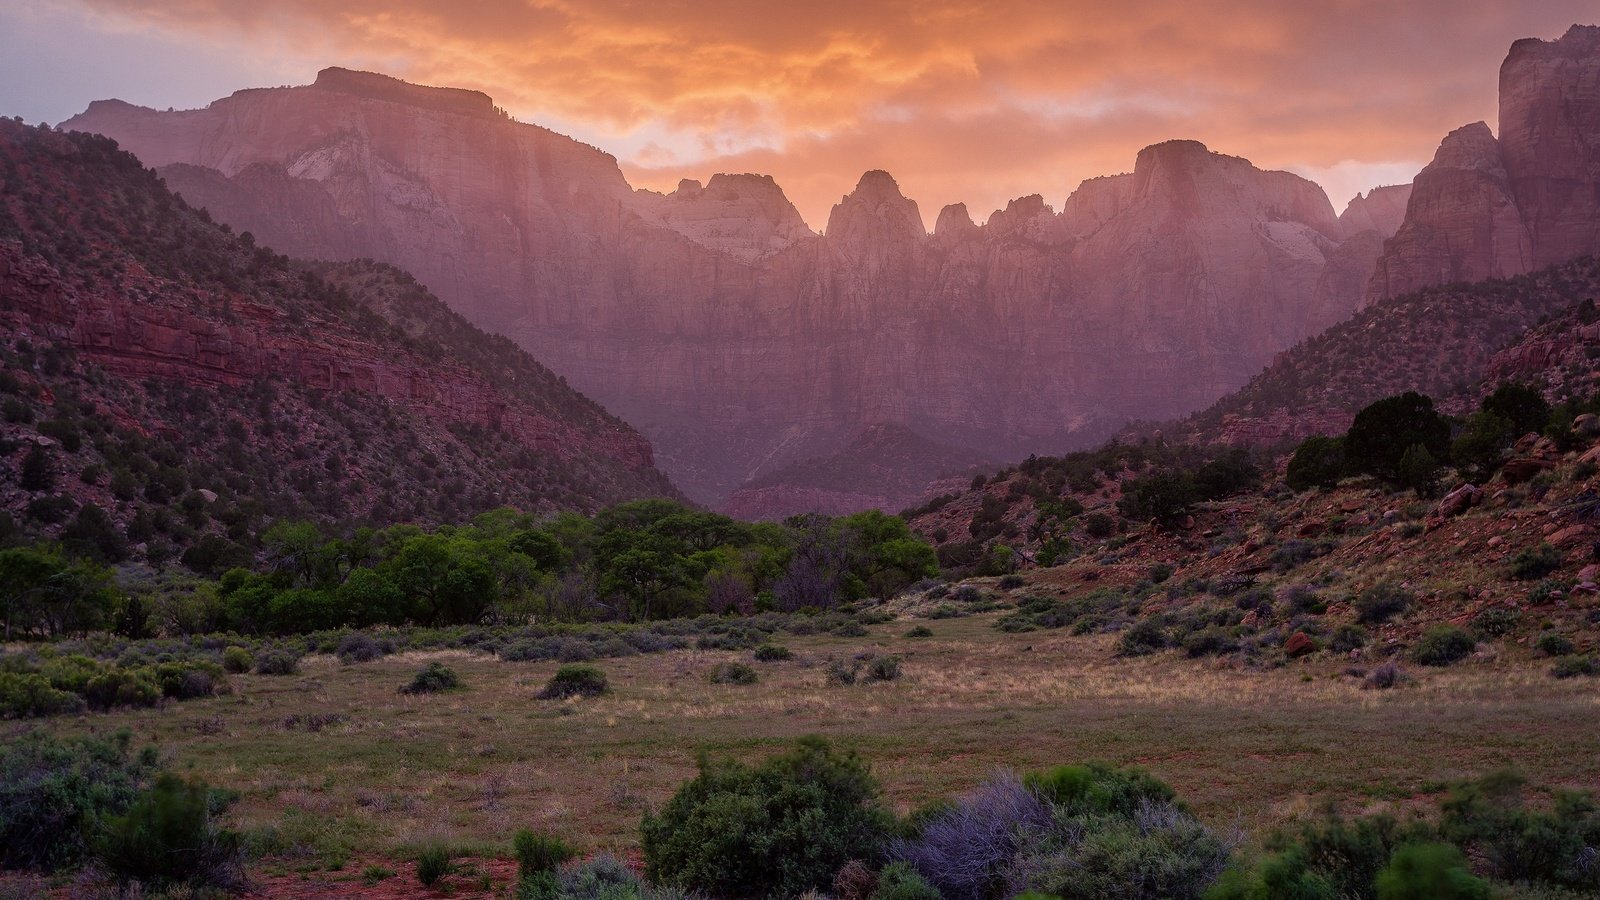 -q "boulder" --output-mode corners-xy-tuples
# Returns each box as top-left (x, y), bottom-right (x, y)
(1500, 457), (1557, 484)
(1434, 483), (1483, 518)
(1284, 631), (1318, 658)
